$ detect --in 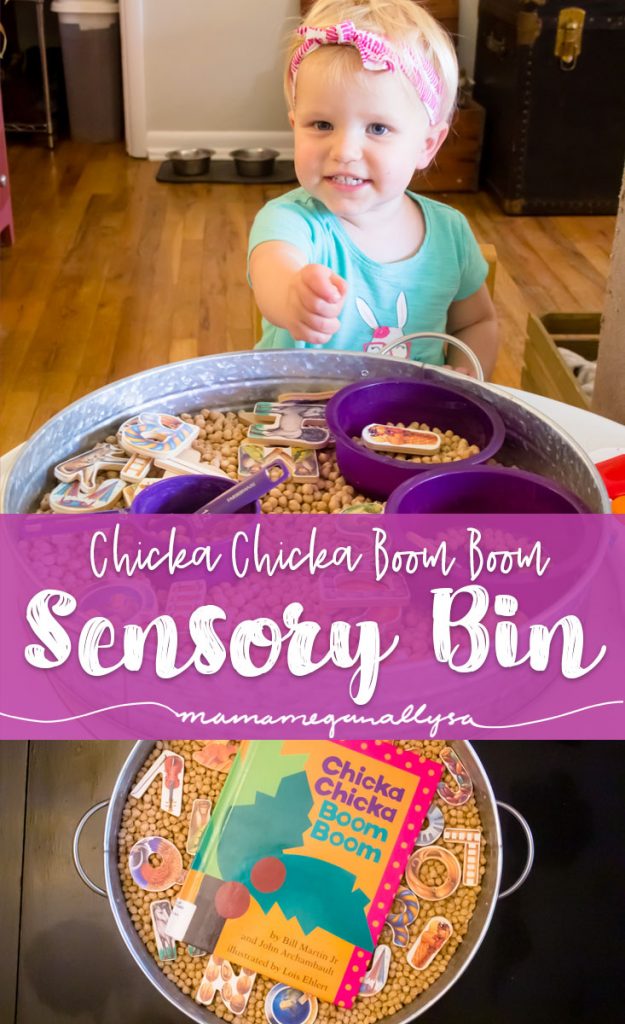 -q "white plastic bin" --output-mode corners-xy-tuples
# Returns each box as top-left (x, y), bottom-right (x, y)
(51, 0), (123, 142)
